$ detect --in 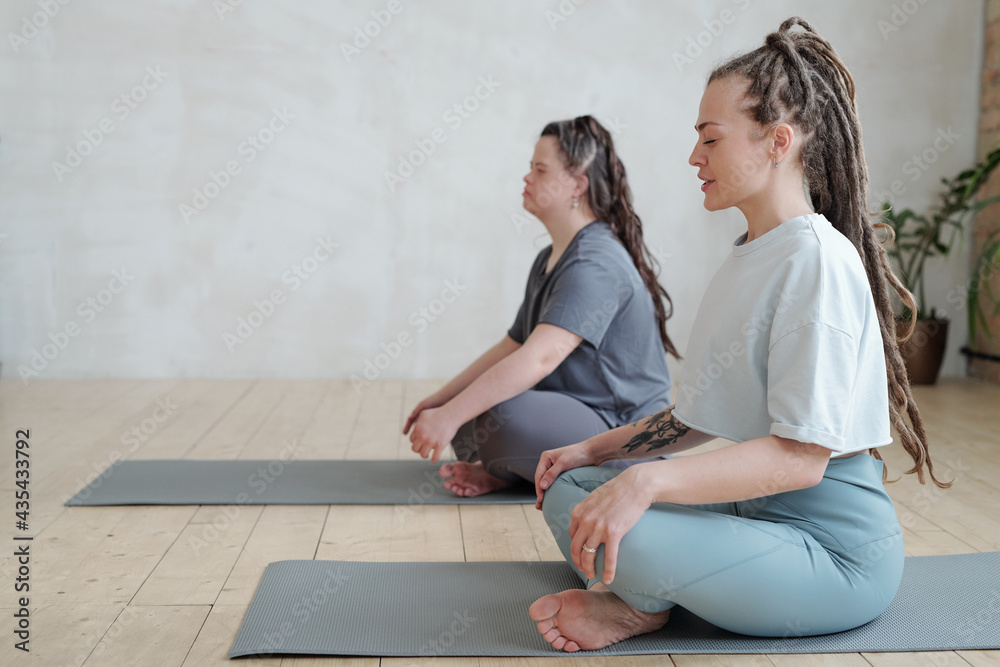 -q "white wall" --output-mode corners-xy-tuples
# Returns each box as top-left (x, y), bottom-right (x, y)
(0, 0), (984, 382)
